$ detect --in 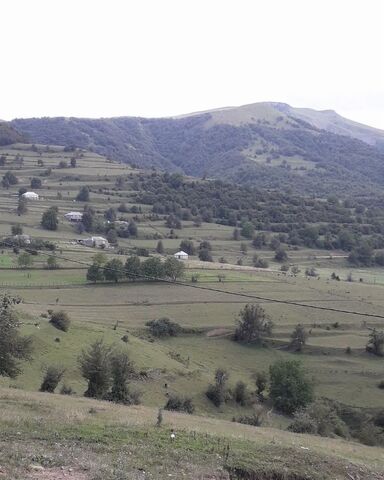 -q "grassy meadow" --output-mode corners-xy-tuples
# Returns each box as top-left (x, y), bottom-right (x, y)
(0, 143), (383, 478)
